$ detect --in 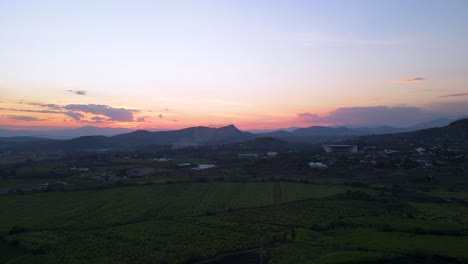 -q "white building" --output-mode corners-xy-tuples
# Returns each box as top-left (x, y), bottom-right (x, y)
(192, 164), (216, 170)
(309, 162), (328, 169)
(266, 152), (278, 157)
